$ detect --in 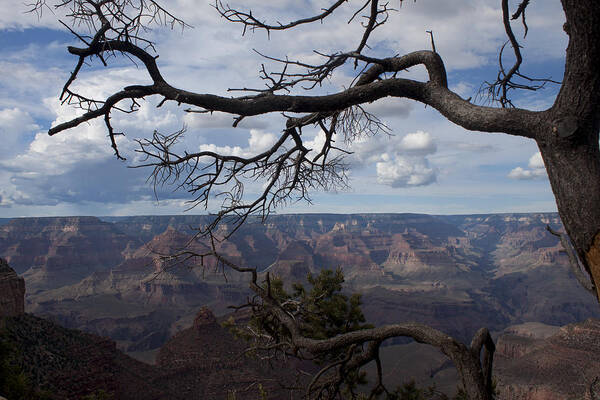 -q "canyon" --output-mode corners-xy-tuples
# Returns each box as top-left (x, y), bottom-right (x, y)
(1, 213), (599, 398)
(1, 260), (297, 399)
(495, 319), (600, 399)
